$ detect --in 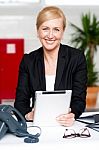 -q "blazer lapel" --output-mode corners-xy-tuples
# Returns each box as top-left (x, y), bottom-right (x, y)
(54, 45), (68, 89)
(37, 48), (46, 90)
